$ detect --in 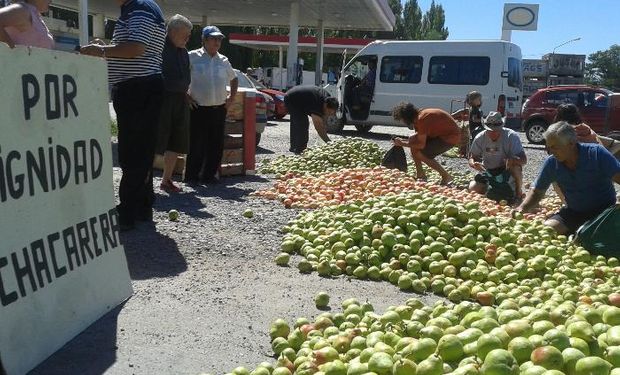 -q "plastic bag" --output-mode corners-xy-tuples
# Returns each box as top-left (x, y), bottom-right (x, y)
(575, 205), (620, 257)
(381, 145), (408, 172)
(475, 169), (515, 203)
